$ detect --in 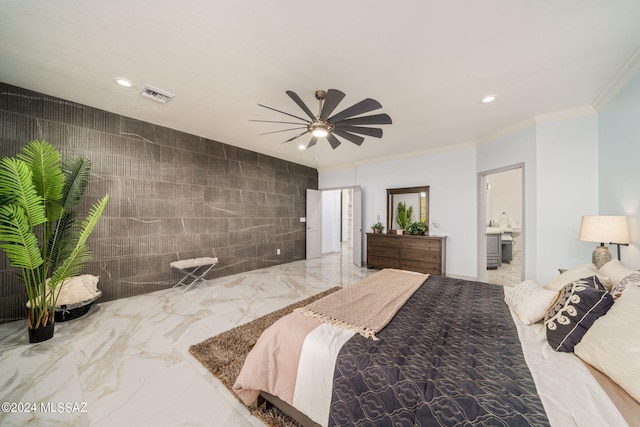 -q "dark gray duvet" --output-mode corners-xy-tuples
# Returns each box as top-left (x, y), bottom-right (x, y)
(328, 275), (549, 426)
